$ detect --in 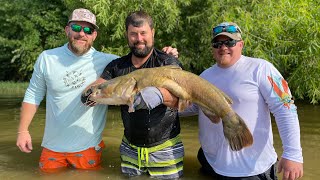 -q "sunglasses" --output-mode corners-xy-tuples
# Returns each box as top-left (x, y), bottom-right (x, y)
(70, 24), (94, 35)
(212, 39), (239, 49)
(212, 25), (240, 35)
